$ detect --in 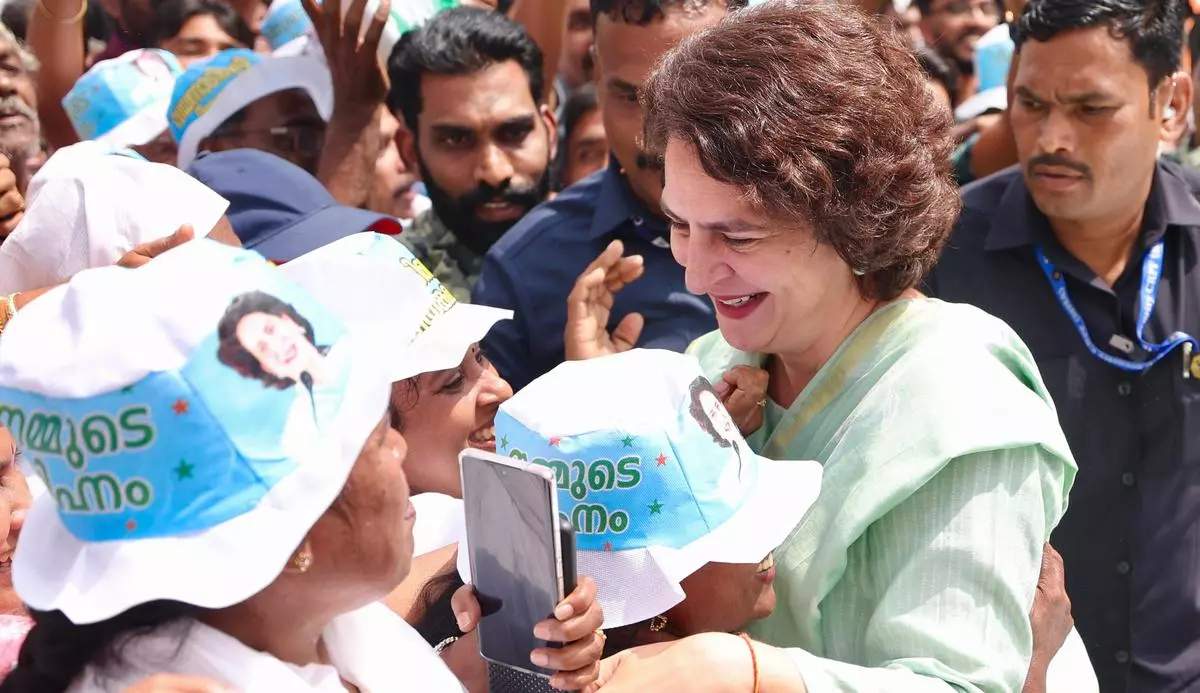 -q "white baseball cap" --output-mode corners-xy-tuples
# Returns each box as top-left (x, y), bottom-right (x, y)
(1, 240), (404, 624)
(63, 49), (184, 149)
(459, 349), (823, 628)
(168, 49), (333, 169)
(0, 141), (229, 294)
(278, 232), (512, 383)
